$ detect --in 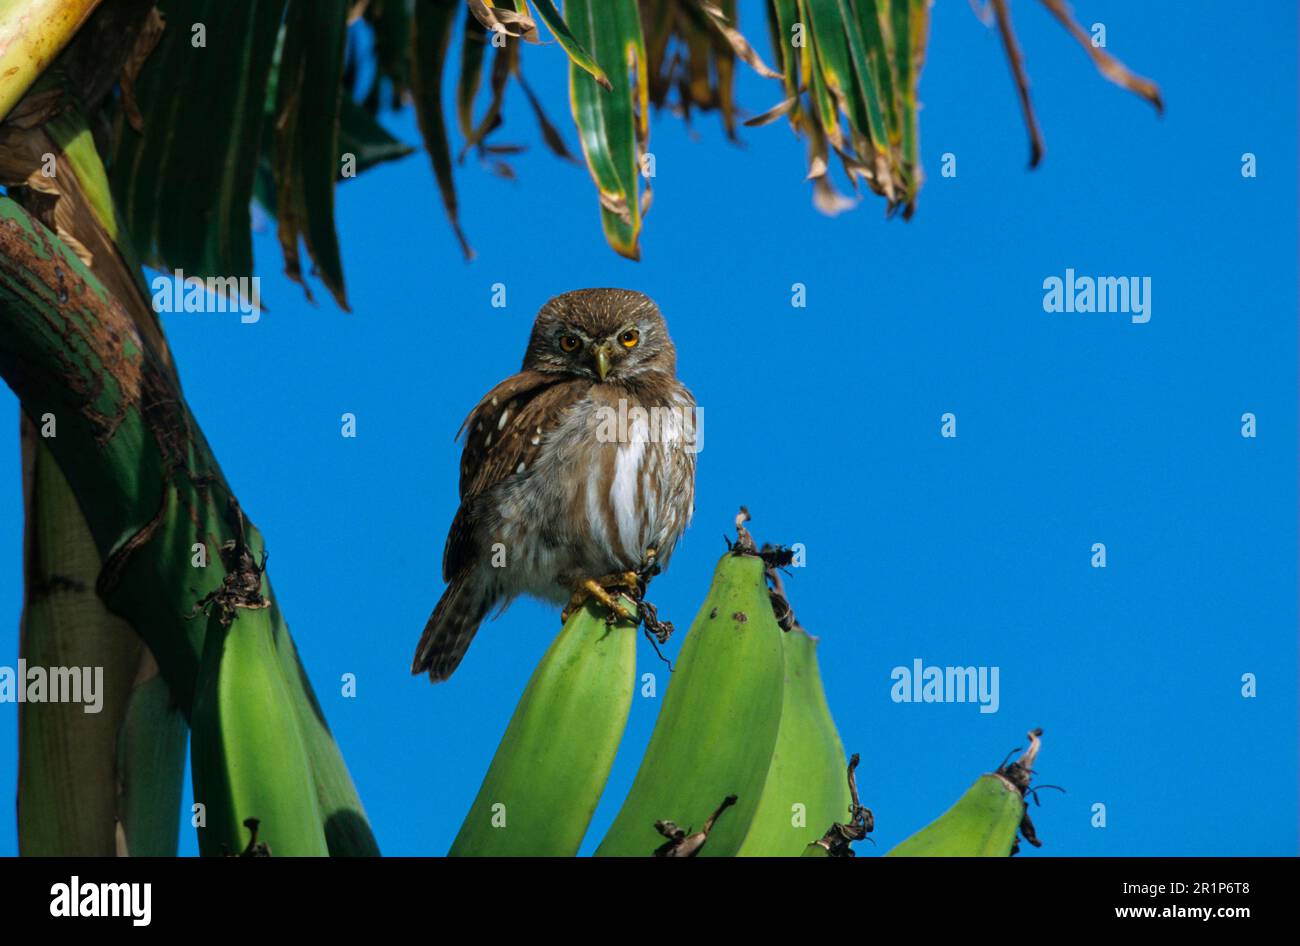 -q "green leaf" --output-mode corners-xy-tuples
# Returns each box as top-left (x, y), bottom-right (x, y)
(455, 4), (488, 141)
(853, 0), (900, 147)
(837, 0), (891, 159)
(565, 0), (647, 259)
(894, 0), (929, 214)
(273, 0), (350, 309)
(765, 0), (803, 126)
(530, 0), (611, 90)
(111, 0), (285, 281)
(364, 0), (414, 109)
(803, 0), (867, 143)
(797, 0), (841, 149)
(411, 0), (473, 258)
(338, 95), (414, 176)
